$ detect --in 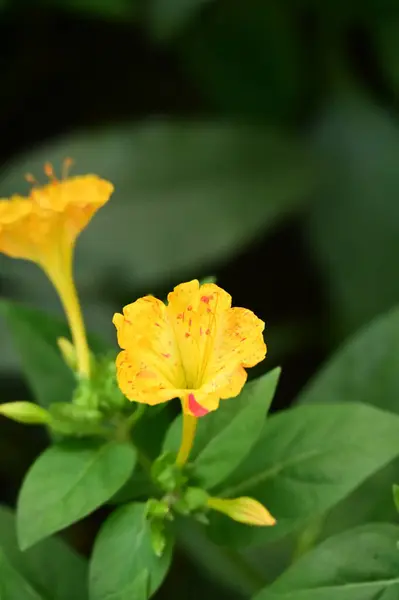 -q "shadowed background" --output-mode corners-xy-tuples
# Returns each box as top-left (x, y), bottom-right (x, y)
(1, 0), (399, 597)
